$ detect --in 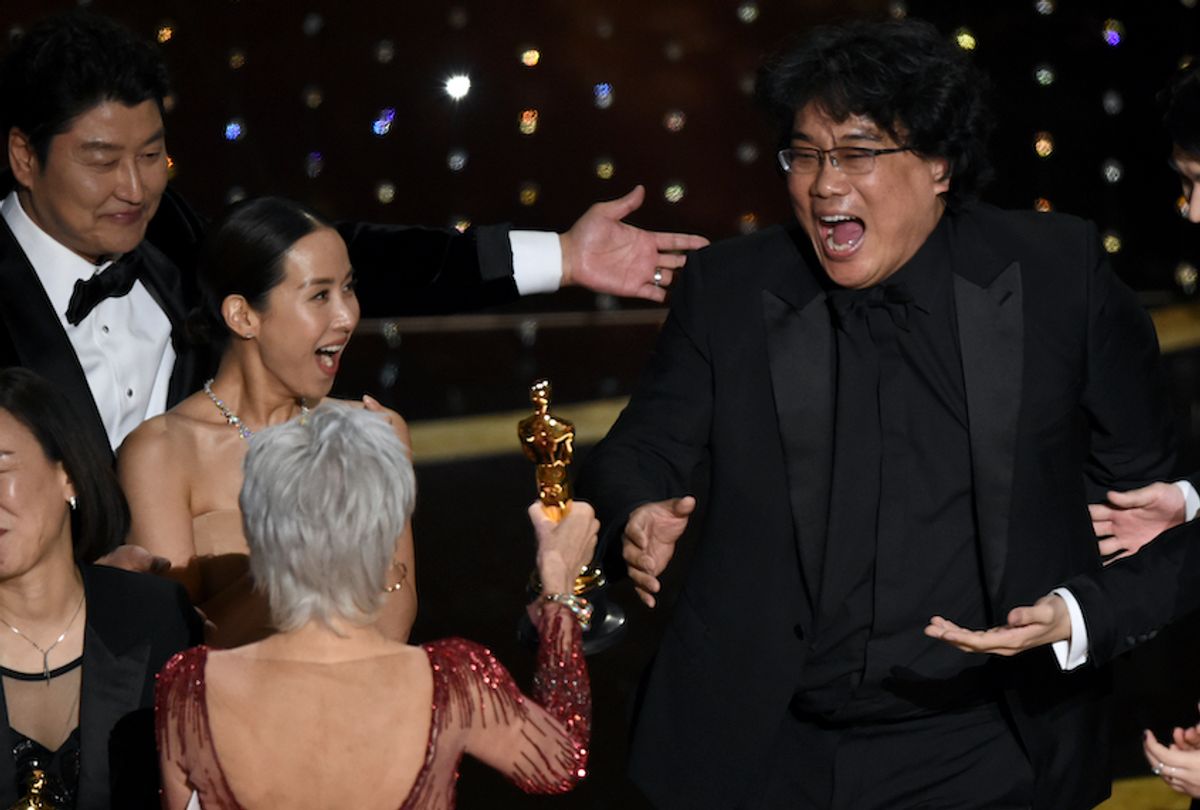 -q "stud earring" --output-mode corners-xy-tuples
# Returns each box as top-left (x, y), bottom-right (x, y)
(68, 496), (77, 511)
